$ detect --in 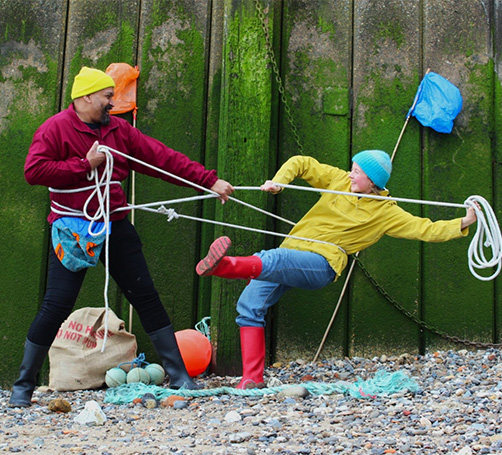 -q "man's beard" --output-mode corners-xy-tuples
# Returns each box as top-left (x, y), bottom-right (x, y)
(100, 106), (112, 125)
